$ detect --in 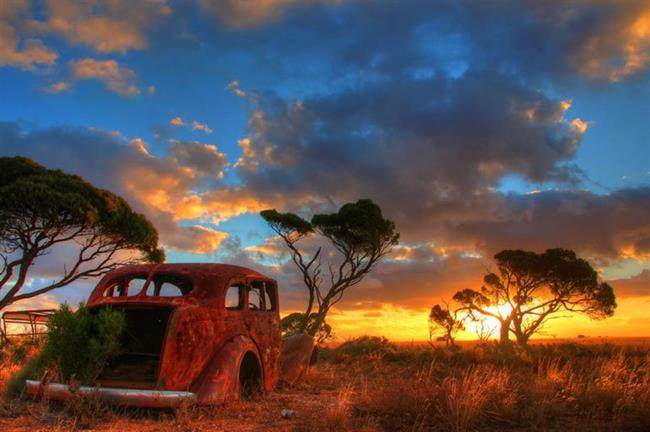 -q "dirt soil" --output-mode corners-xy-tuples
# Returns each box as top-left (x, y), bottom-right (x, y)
(0, 385), (340, 431)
